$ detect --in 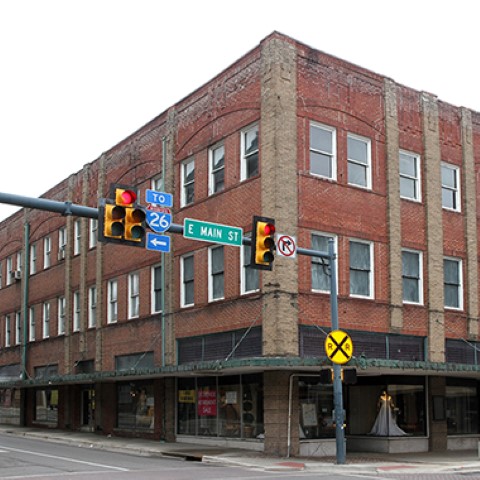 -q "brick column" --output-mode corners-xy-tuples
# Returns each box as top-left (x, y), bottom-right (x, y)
(428, 376), (447, 451)
(421, 93), (445, 363)
(260, 34), (299, 357)
(384, 79), (403, 329)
